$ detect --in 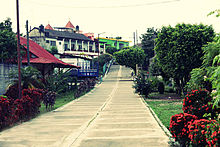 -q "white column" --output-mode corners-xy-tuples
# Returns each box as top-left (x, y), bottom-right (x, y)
(93, 42), (96, 53)
(69, 39), (72, 50)
(82, 41), (84, 51)
(103, 43), (106, 54)
(62, 39), (65, 53)
(88, 41), (90, 52)
(75, 40), (78, 51)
